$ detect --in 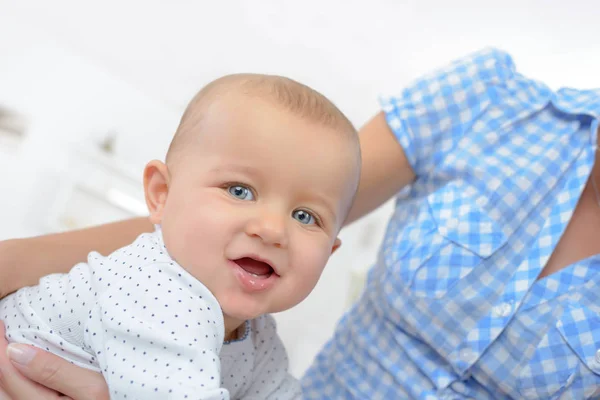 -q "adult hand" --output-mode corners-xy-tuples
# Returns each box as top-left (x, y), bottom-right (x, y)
(0, 321), (109, 399)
